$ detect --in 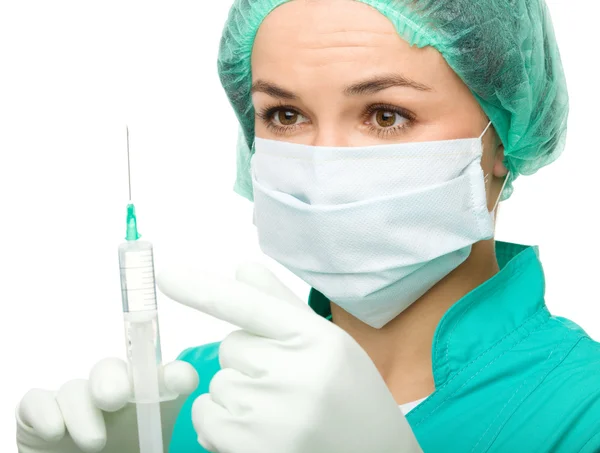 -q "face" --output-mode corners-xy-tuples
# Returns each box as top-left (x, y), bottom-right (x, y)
(251, 0), (508, 209)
